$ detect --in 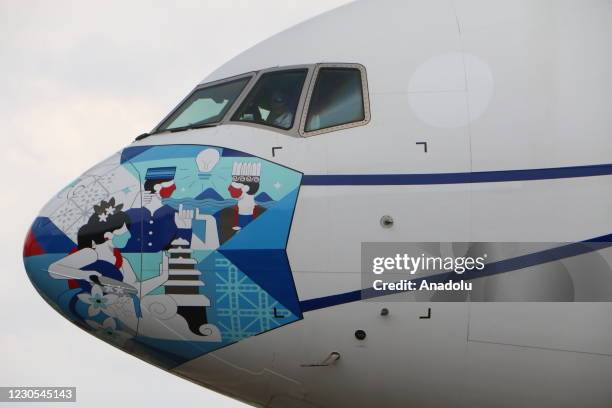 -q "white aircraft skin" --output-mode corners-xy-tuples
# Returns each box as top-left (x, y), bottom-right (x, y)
(23, 0), (612, 407)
